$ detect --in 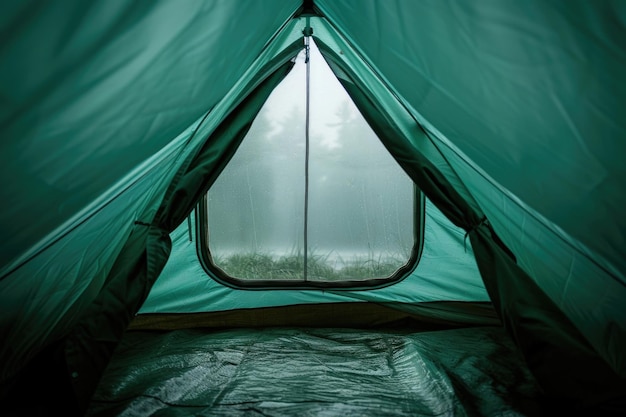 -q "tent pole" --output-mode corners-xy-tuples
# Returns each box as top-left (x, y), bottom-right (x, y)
(303, 20), (312, 282)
